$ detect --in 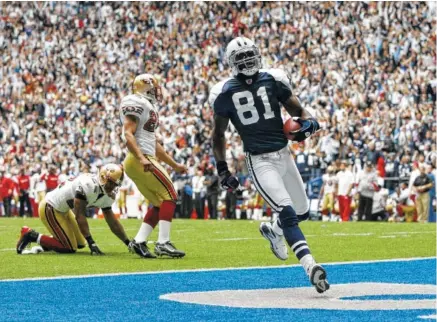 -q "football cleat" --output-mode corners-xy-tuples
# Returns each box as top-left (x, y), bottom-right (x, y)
(21, 246), (44, 255)
(259, 222), (288, 261)
(309, 264), (330, 293)
(16, 227), (39, 254)
(128, 240), (156, 259)
(154, 241), (185, 258)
